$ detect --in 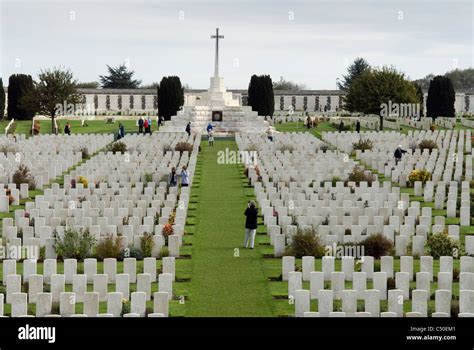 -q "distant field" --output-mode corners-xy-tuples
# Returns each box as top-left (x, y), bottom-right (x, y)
(0, 119), (157, 136)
